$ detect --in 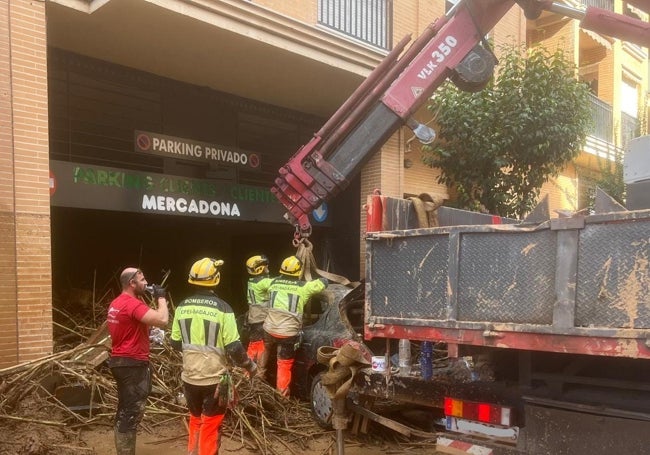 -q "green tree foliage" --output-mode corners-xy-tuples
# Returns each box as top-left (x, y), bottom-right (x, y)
(421, 44), (592, 218)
